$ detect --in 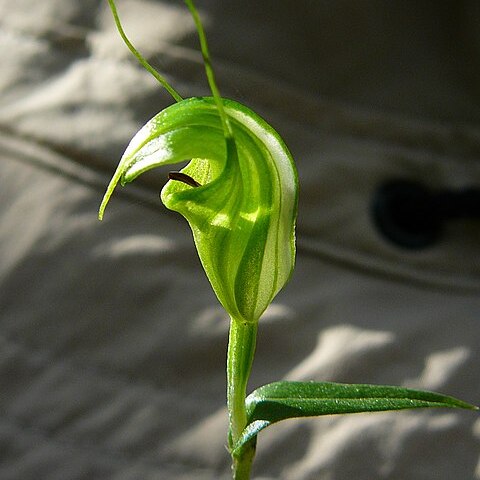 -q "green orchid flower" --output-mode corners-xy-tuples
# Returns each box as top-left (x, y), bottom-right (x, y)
(99, 0), (297, 325)
(99, 96), (298, 323)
